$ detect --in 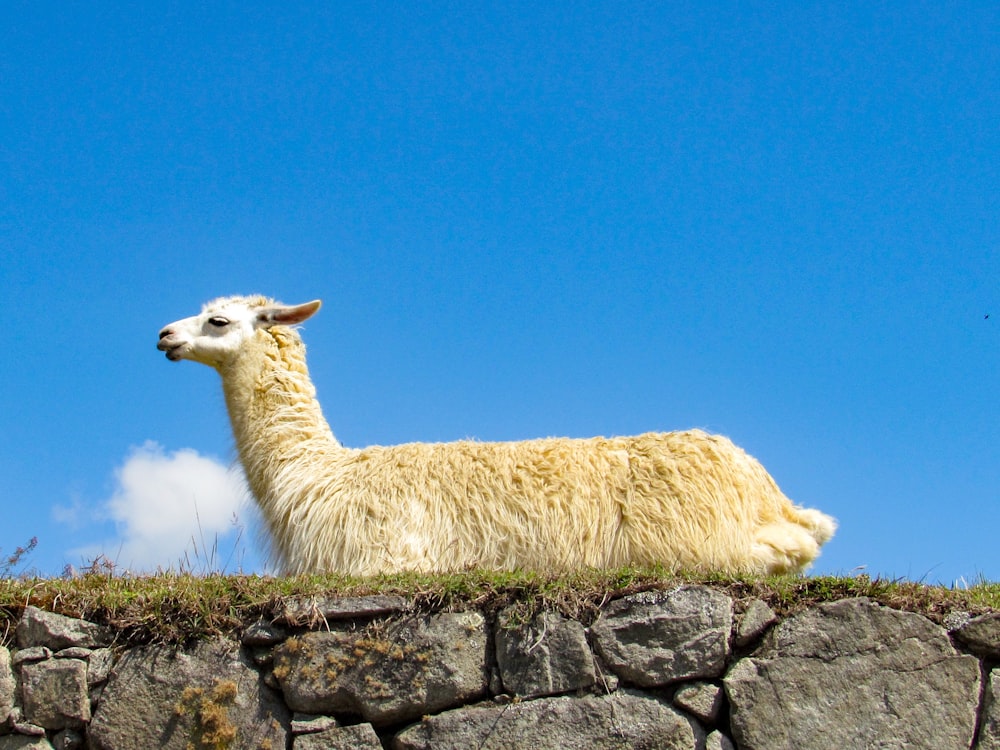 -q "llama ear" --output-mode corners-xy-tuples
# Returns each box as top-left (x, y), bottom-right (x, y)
(259, 300), (322, 326)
